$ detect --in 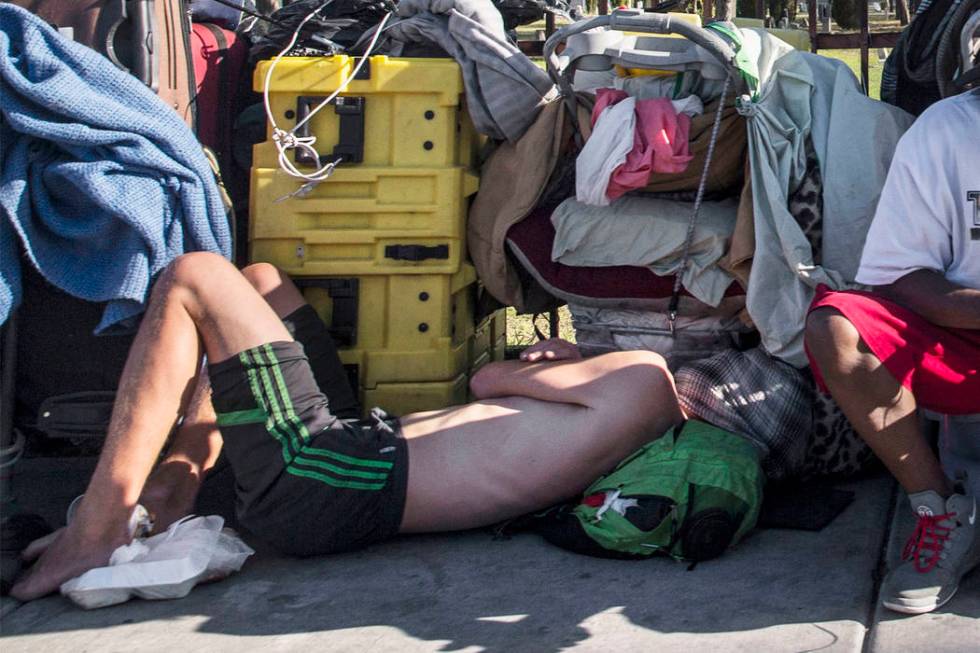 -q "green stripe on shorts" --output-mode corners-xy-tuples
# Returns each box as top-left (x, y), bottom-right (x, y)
(287, 465), (387, 491)
(291, 454), (390, 481)
(299, 444), (395, 470)
(215, 407), (268, 426)
(238, 343), (396, 491)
